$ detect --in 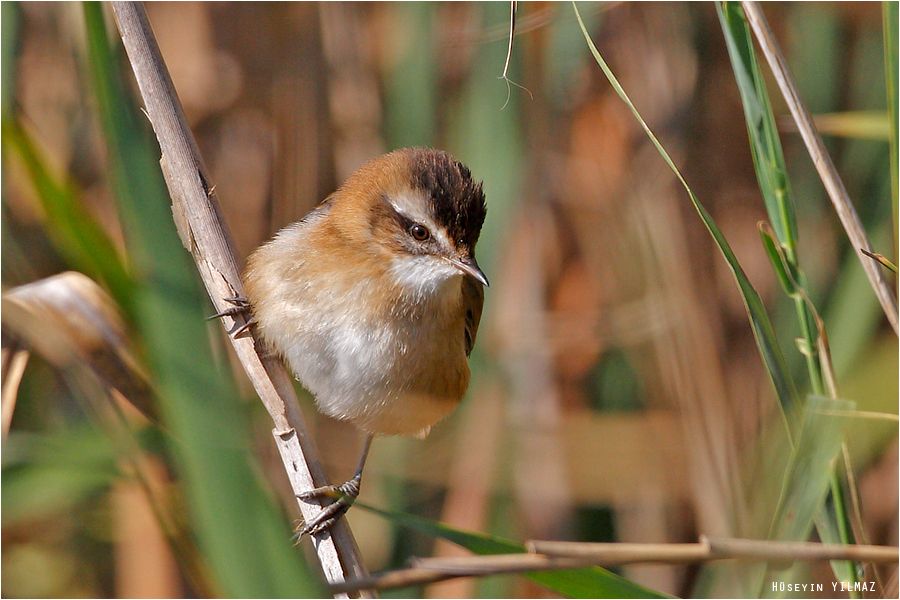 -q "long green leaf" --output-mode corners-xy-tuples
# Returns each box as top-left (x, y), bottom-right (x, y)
(571, 5), (865, 592)
(359, 503), (670, 599)
(716, 1), (826, 399)
(716, 3), (798, 254)
(768, 397), (853, 541)
(758, 224), (796, 297)
(763, 396), (853, 597)
(716, 3), (858, 589)
(81, 4), (319, 597)
(571, 2), (798, 418)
